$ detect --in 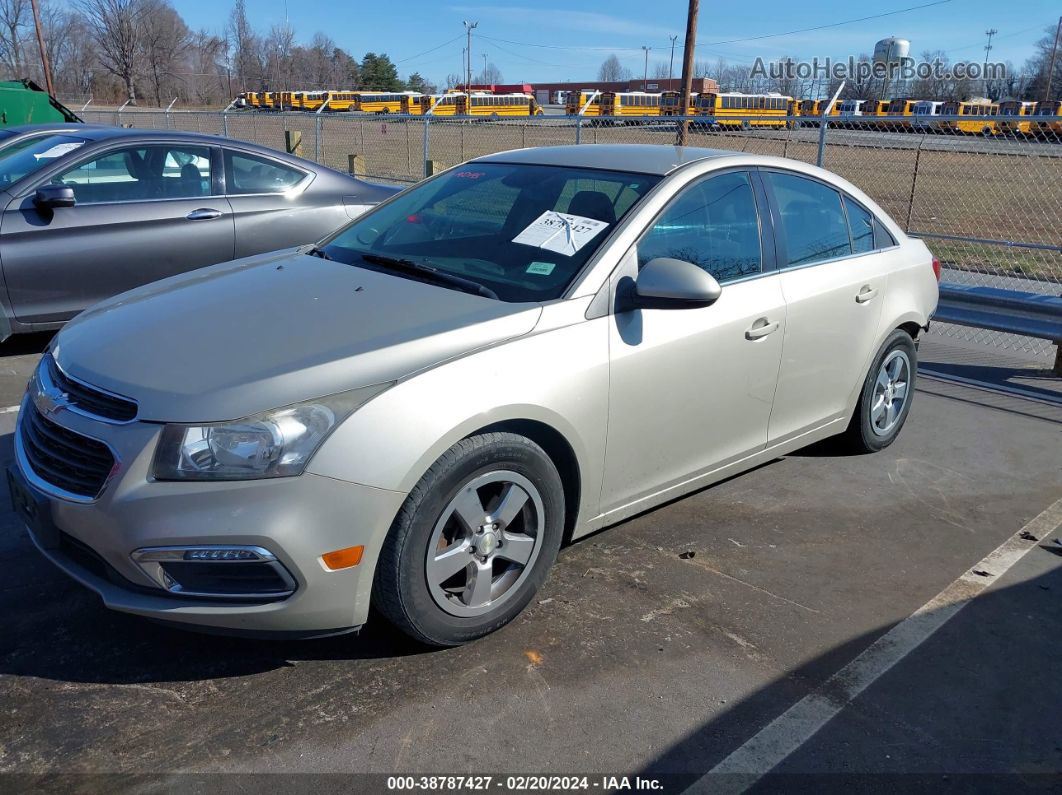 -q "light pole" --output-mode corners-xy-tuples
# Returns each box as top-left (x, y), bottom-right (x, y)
(669, 35), (678, 83)
(483, 53), (488, 85)
(463, 20), (478, 90)
(642, 45), (651, 86)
